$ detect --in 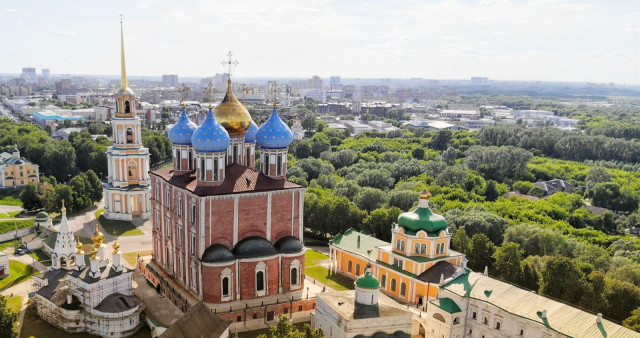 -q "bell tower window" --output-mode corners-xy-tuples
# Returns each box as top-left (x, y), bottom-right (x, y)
(125, 100), (131, 114)
(277, 154), (283, 176)
(126, 128), (133, 144)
